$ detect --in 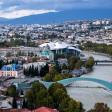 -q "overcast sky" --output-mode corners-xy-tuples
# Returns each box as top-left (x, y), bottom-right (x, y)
(0, 0), (112, 19)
